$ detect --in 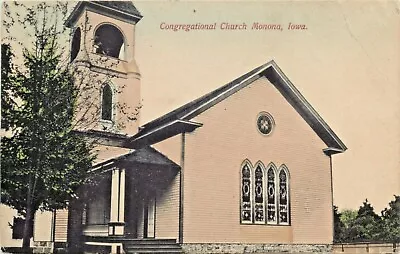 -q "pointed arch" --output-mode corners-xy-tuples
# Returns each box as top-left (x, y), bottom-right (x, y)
(253, 161), (266, 224)
(240, 160), (253, 224)
(266, 162), (278, 224)
(278, 164), (290, 225)
(101, 83), (113, 121)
